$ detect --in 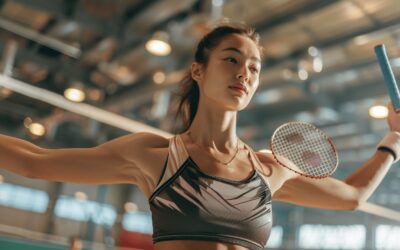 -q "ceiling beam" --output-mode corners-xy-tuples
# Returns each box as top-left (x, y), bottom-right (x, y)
(0, 74), (172, 137)
(265, 16), (400, 68)
(9, 0), (160, 37)
(255, 0), (339, 32)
